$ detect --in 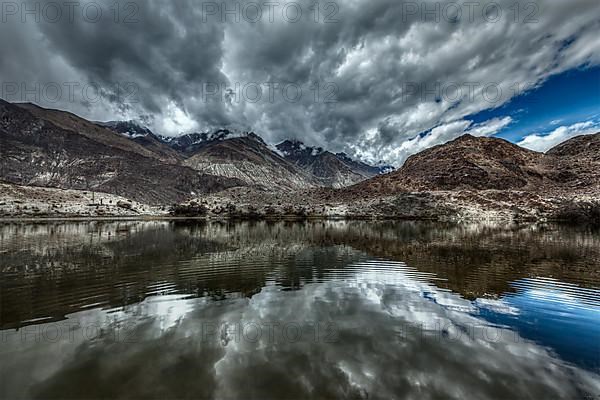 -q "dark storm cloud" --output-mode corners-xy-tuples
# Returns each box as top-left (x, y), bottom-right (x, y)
(1, 0), (599, 164)
(36, 1), (231, 124)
